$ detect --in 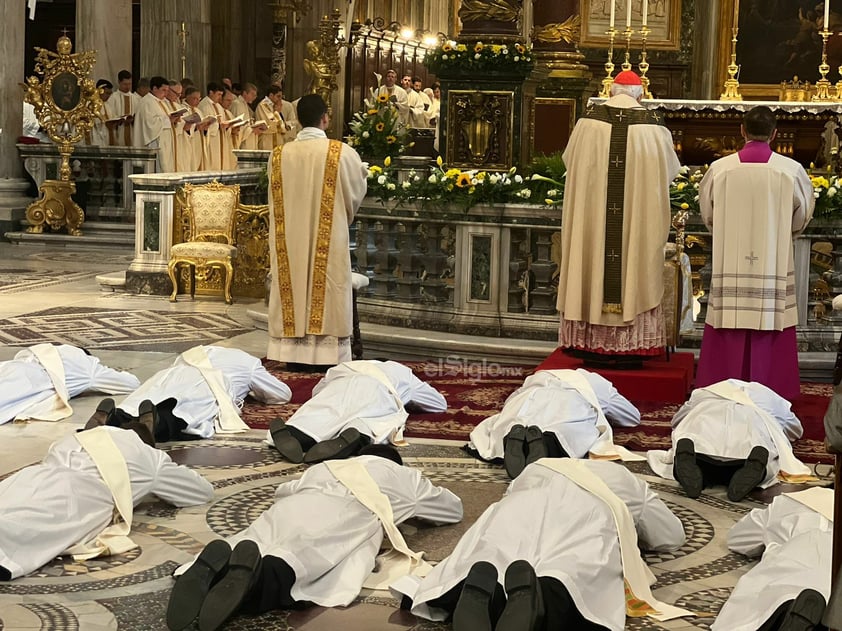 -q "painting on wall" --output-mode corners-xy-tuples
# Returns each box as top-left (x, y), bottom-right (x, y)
(580, 0), (682, 50)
